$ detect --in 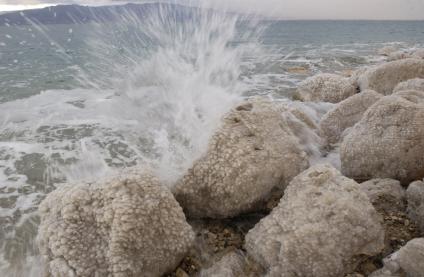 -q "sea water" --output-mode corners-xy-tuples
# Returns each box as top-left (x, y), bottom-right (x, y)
(0, 4), (424, 276)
